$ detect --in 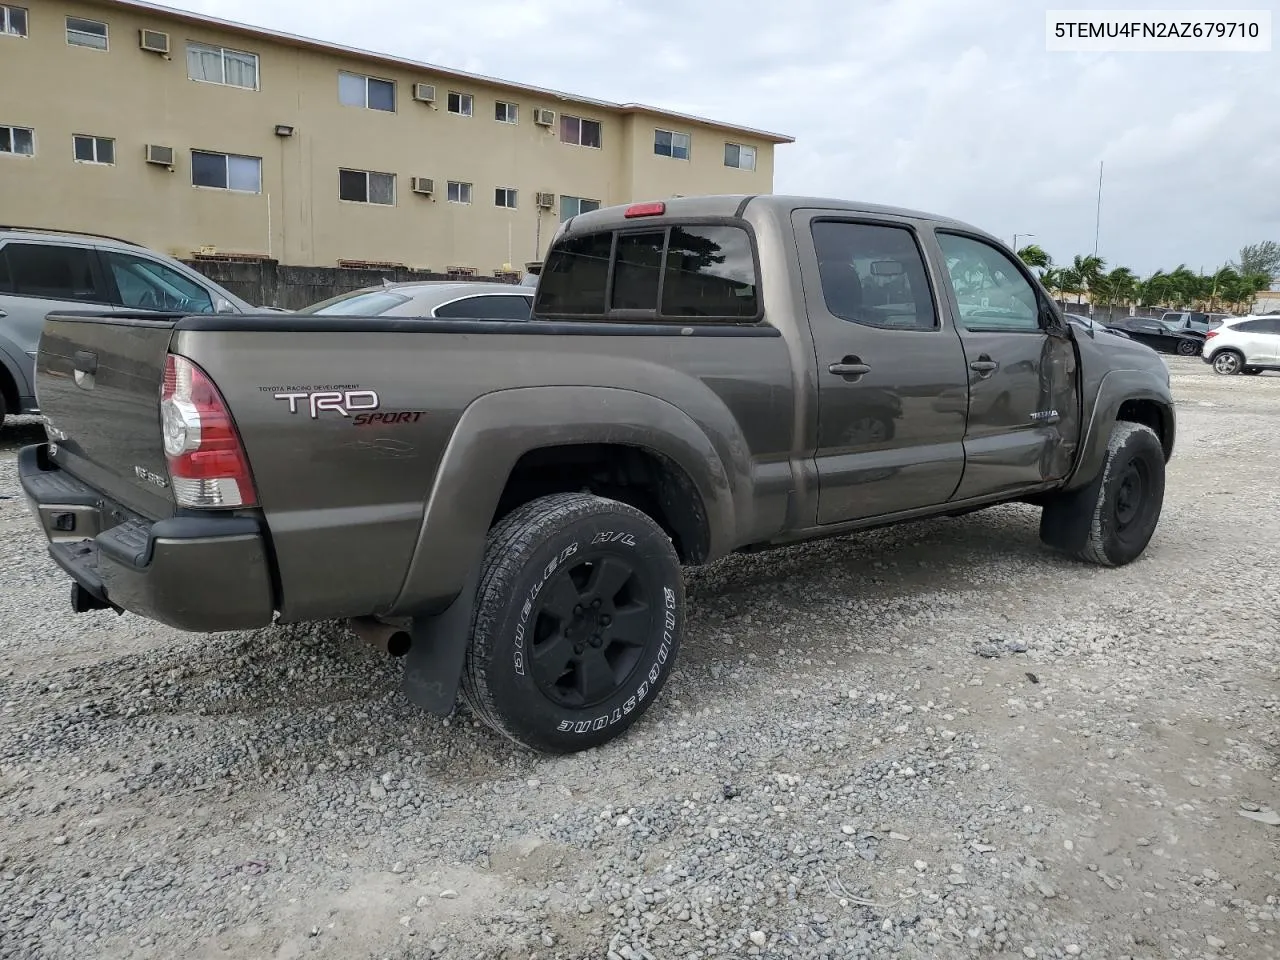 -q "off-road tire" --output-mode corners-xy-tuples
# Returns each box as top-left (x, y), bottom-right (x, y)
(461, 492), (684, 753)
(1039, 421), (1165, 567)
(1211, 350), (1243, 375)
